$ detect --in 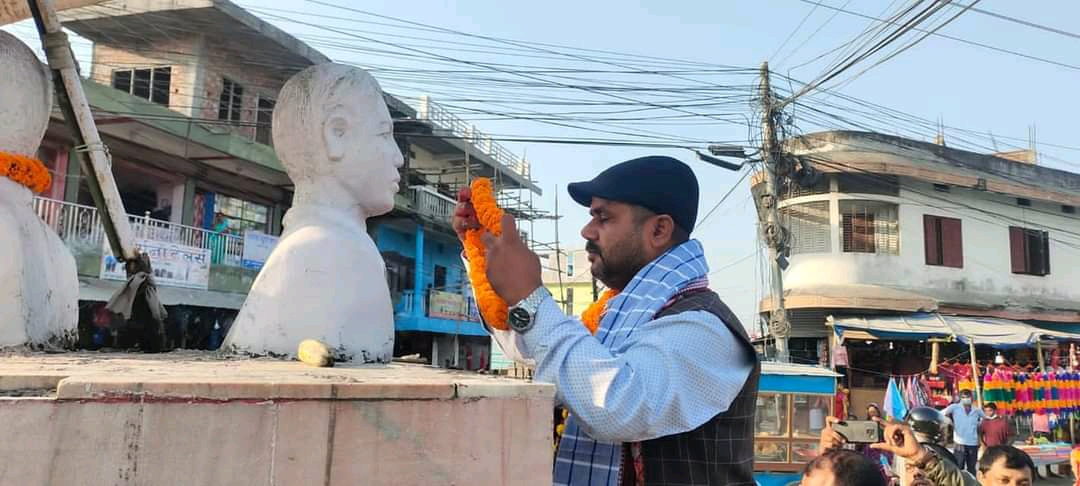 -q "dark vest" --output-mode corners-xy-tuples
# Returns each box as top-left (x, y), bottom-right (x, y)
(622, 289), (761, 486)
